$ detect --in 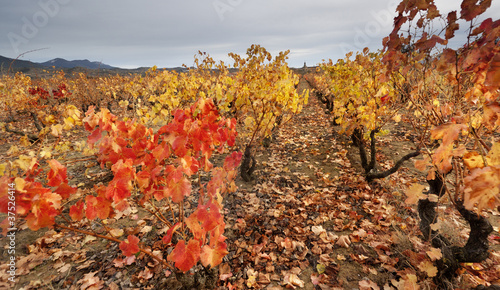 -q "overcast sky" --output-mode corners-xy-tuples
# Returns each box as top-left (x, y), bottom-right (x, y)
(1, 0), (499, 69)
